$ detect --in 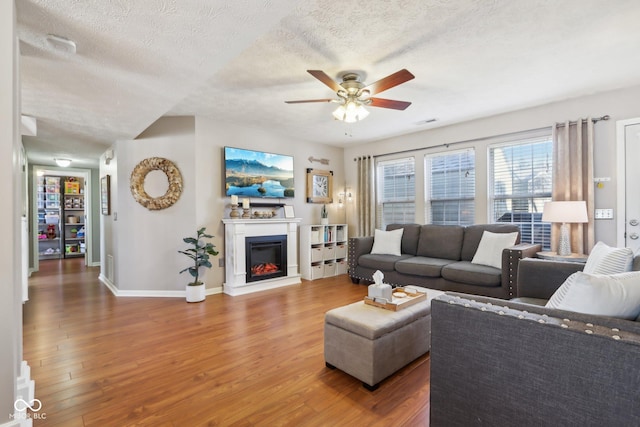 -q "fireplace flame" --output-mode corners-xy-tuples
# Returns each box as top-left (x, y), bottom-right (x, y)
(251, 263), (279, 276)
